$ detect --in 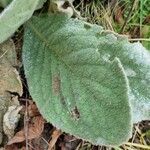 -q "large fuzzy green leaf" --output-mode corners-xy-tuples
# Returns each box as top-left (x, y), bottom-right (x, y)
(0, 0), (45, 43)
(97, 33), (150, 123)
(23, 14), (132, 146)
